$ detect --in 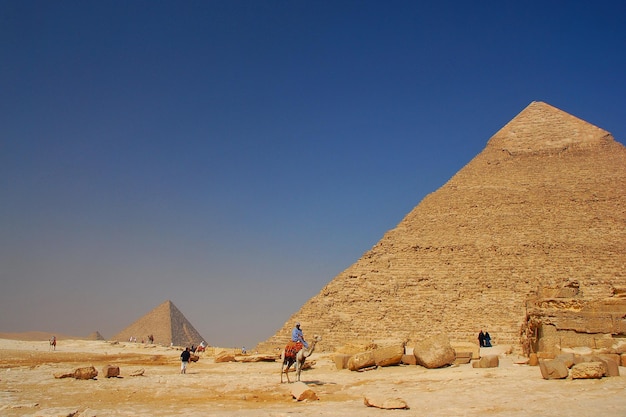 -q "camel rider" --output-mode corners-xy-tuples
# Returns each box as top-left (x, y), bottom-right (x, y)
(291, 322), (309, 349)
